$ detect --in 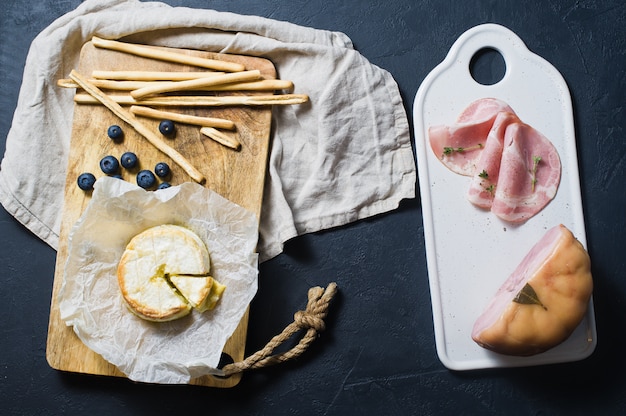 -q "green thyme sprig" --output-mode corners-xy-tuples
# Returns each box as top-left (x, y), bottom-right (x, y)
(442, 143), (483, 157)
(531, 155), (542, 192)
(477, 170), (495, 194)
